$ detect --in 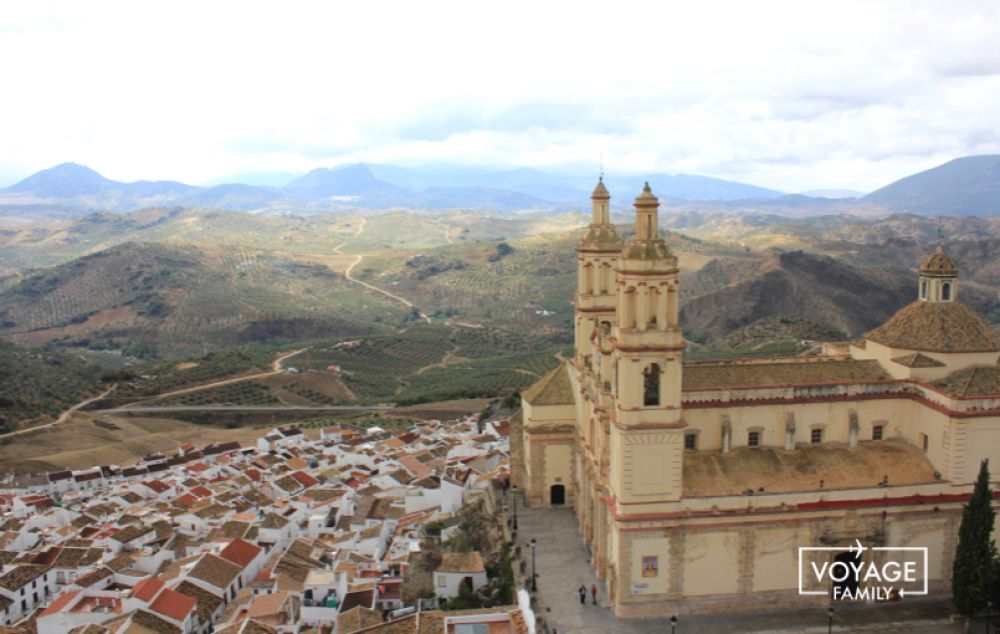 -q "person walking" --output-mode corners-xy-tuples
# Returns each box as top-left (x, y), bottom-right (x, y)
(578, 585), (587, 605)
(590, 583), (598, 605)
